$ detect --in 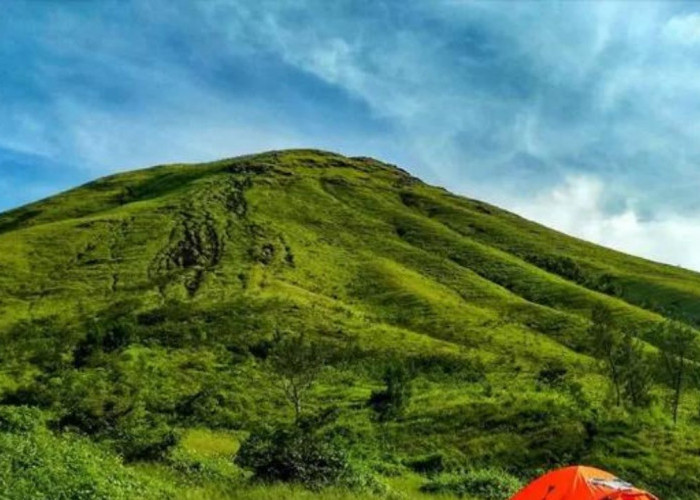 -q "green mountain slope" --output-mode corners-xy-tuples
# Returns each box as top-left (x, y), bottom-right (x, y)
(1, 149), (700, 499)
